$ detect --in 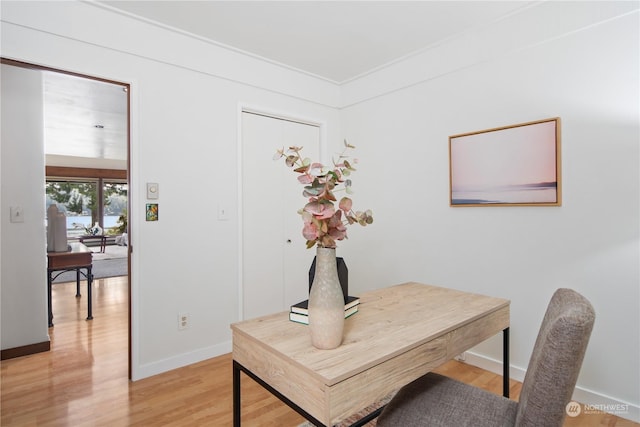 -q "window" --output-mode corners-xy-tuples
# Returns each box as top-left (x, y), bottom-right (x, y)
(46, 178), (127, 238)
